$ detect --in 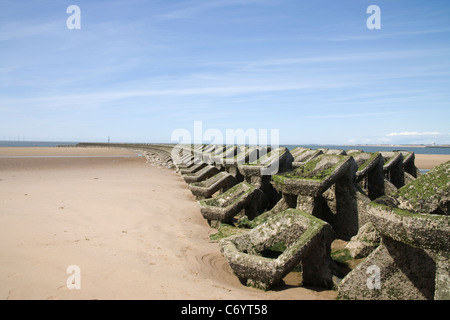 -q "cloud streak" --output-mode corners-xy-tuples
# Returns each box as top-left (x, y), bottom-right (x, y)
(387, 131), (442, 137)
